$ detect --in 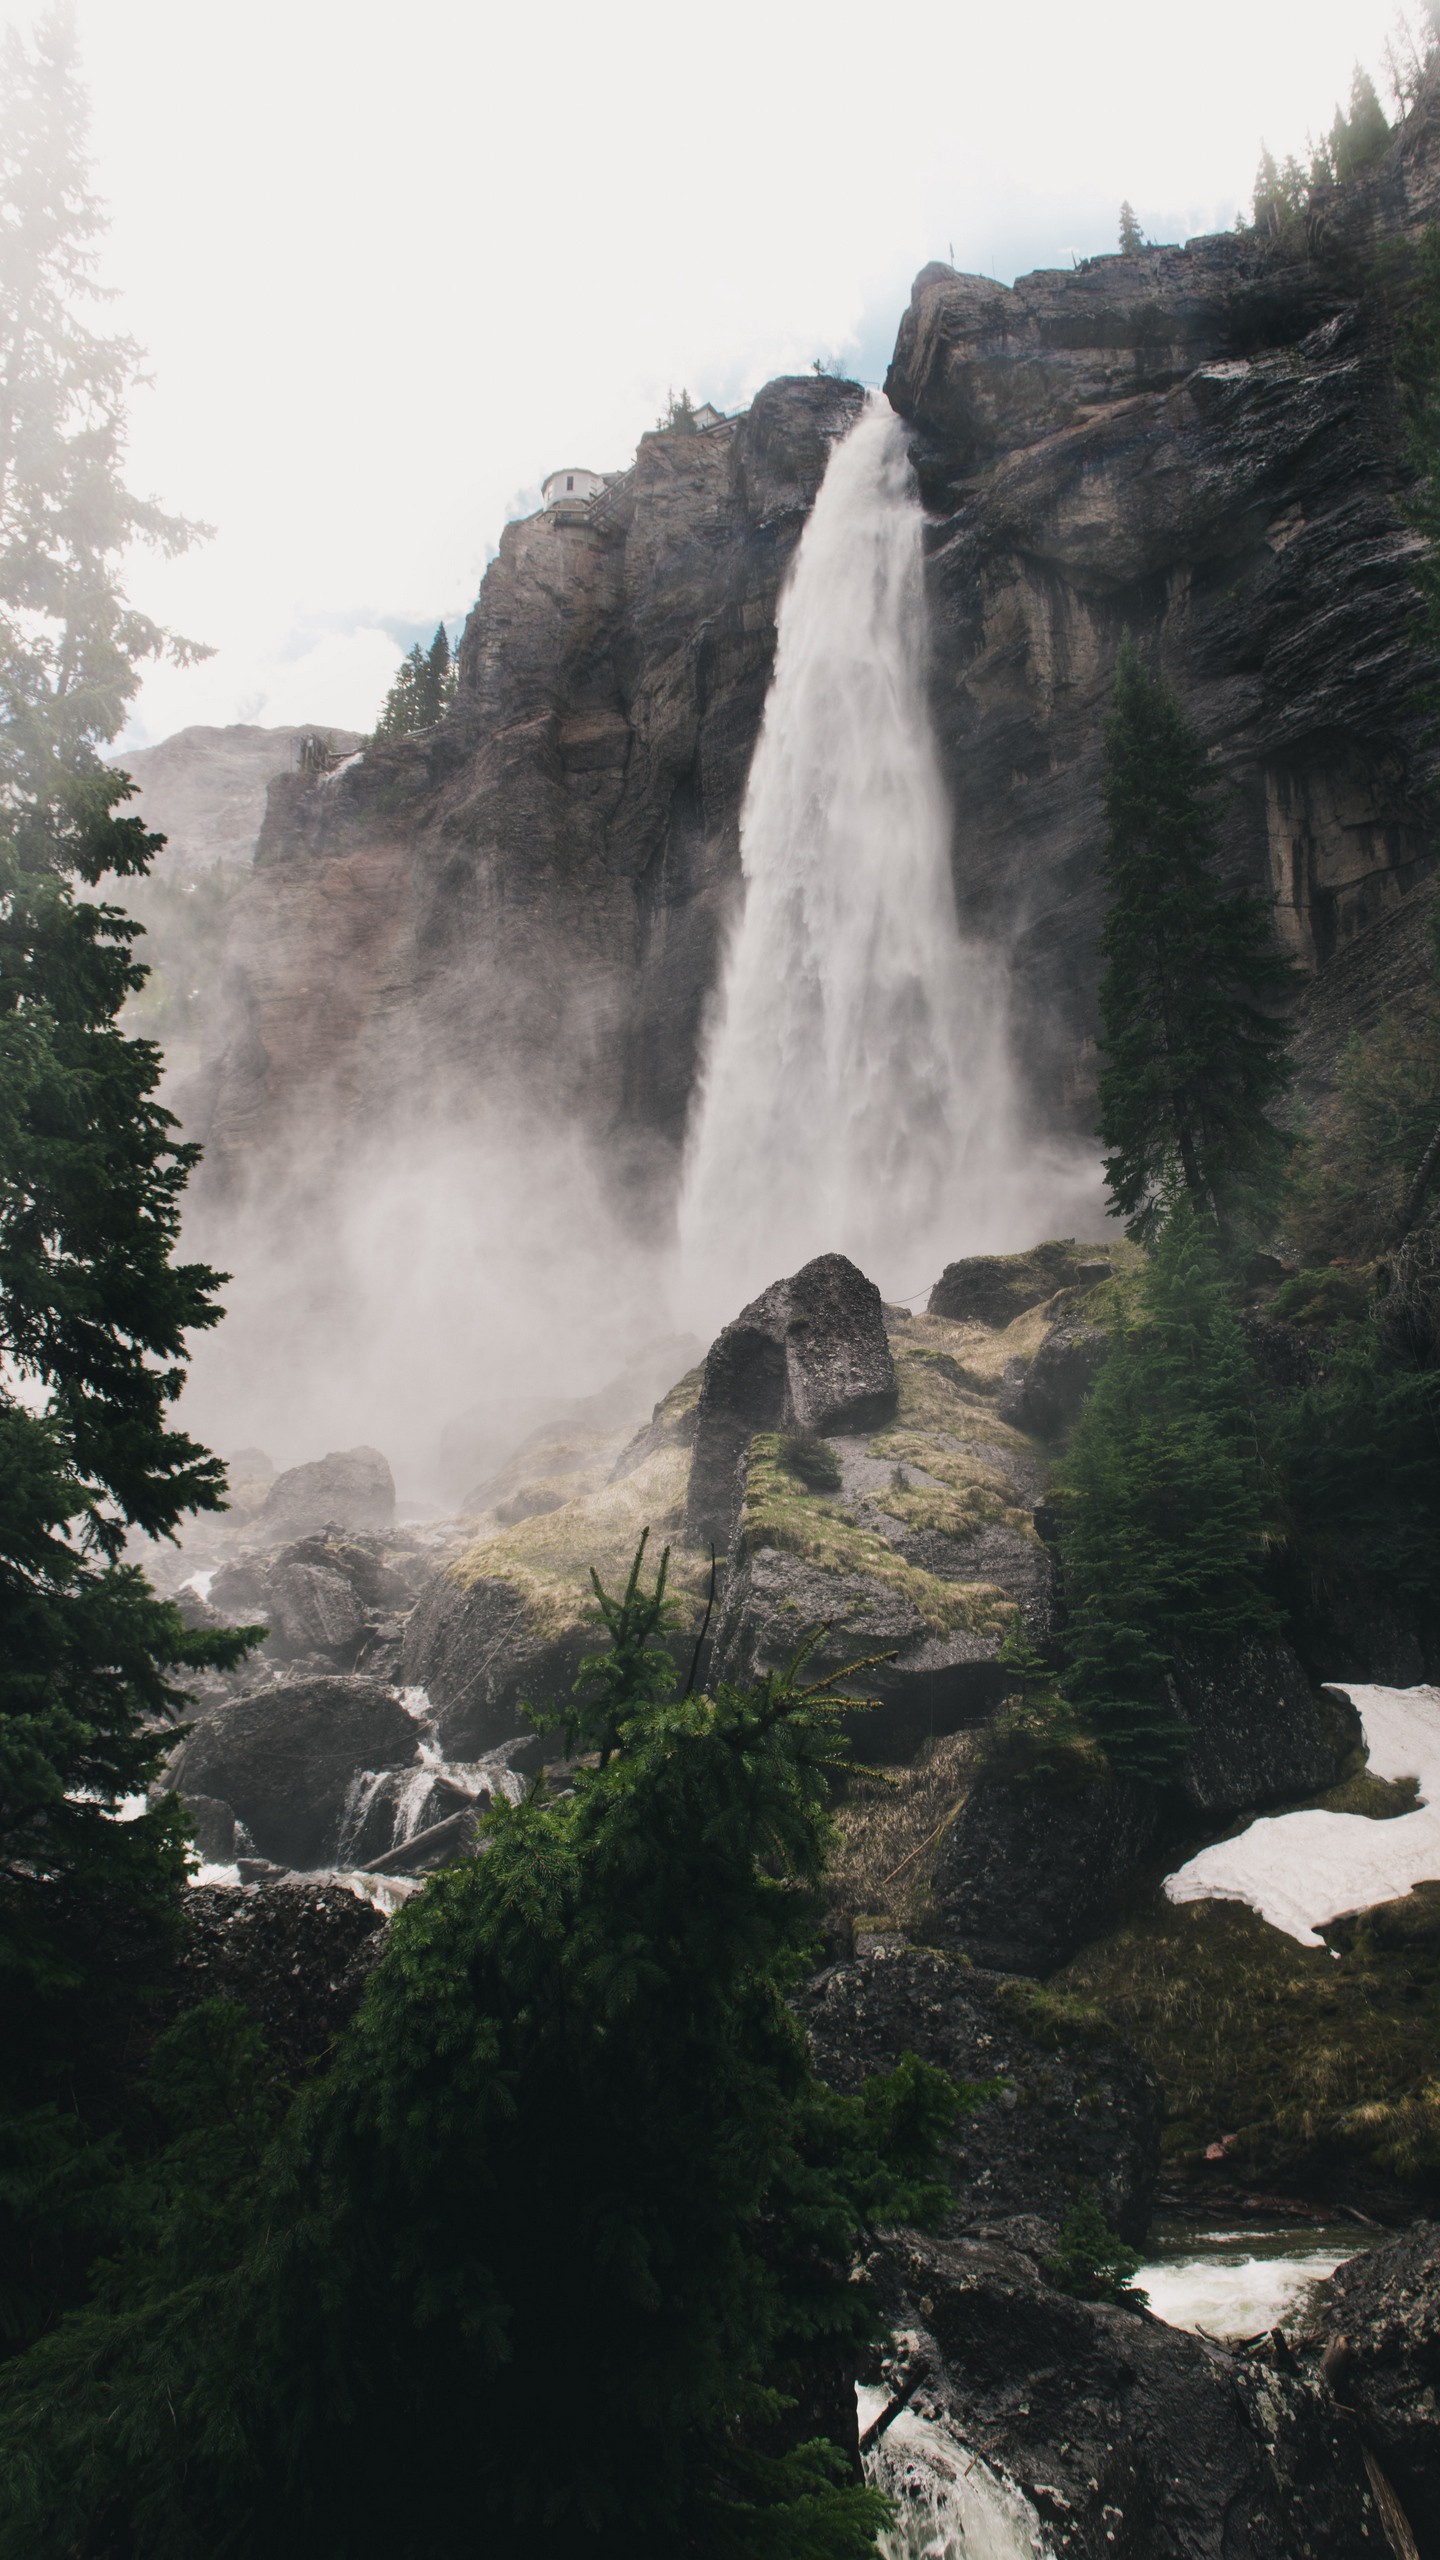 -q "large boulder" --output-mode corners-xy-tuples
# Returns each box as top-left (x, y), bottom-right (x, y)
(178, 1880), (385, 2071)
(933, 1771), (1161, 1974)
(1305, 2221), (1440, 2554)
(400, 1574), (569, 1765)
(710, 1546), (1011, 1762)
(997, 1319), (1110, 1438)
(1169, 1642), (1357, 1818)
(169, 1675), (417, 1869)
(686, 1255), (897, 1548)
(928, 1241), (1110, 1329)
(261, 1558), (368, 1664)
(796, 1940), (1161, 2241)
(252, 1446), (395, 1540)
(868, 2223), (1373, 2558)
